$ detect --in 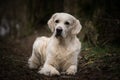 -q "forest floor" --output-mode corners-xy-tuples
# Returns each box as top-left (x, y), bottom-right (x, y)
(0, 27), (120, 80)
